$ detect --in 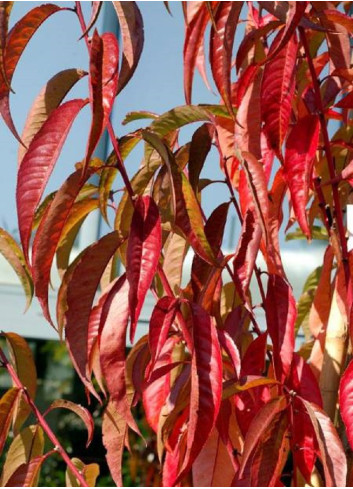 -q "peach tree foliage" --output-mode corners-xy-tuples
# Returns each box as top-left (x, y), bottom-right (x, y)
(1, 0), (353, 486)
